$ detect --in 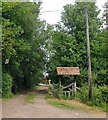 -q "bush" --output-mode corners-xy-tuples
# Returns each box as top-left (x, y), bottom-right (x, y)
(48, 83), (63, 99)
(76, 84), (107, 111)
(90, 86), (103, 106)
(2, 73), (13, 98)
(76, 84), (89, 103)
(94, 70), (107, 86)
(98, 85), (108, 102)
